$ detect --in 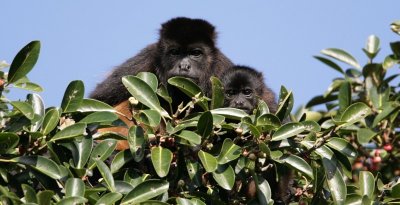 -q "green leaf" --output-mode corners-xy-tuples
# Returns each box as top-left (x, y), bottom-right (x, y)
(185, 159), (202, 186)
(50, 123), (86, 142)
(88, 139), (117, 169)
(321, 48), (360, 69)
(151, 147), (173, 178)
(74, 135), (92, 169)
(28, 93), (45, 132)
(276, 86), (294, 121)
(340, 102), (371, 127)
(338, 81), (351, 112)
(197, 111), (213, 139)
(0, 133), (19, 154)
(168, 76), (208, 110)
(372, 101), (400, 127)
(256, 114), (281, 128)
(76, 98), (115, 112)
(314, 56), (344, 74)
(136, 72), (158, 92)
(210, 76), (224, 109)
(383, 55), (397, 70)
(12, 156), (62, 179)
(7, 41), (40, 84)
(301, 121), (321, 132)
(356, 128), (377, 144)
(210, 108), (248, 120)
(95, 192), (123, 205)
(95, 159), (116, 192)
(10, 101), (34, 120)
(280, 154), (313, 179)
(79, 111), (118, 124)
(272, 122), (305, 141)
(122, 75), (170, 118)
(14, 82), (43, 92)
(392, 20), (400, 35)
(65, 178), (85, 197)
(128, 126), (145, 162)
(176, 130), (201, 145)
(22, 184), (38, 203)
(57, 196), (87, 205)
(363, 35), (380, 60)
(212, 165), (235, 190)
(61, 80), (84, 113)
(359, 171), (375, 198)
(391, 183), (400, 198)
(254, 175), (272, 205)
(41, 108), (60, 136)
(121, 180), (169, 205)
(198, 150), (218, 172)
(326, 137), (357, 159)
(256, 100), (271, 116)
(139, 110), (161, 127)
(111, 150), (133, 174)
(37, 190), (54, 205)
(217, 138), (241, 164)
(157, 84), (172, 104)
